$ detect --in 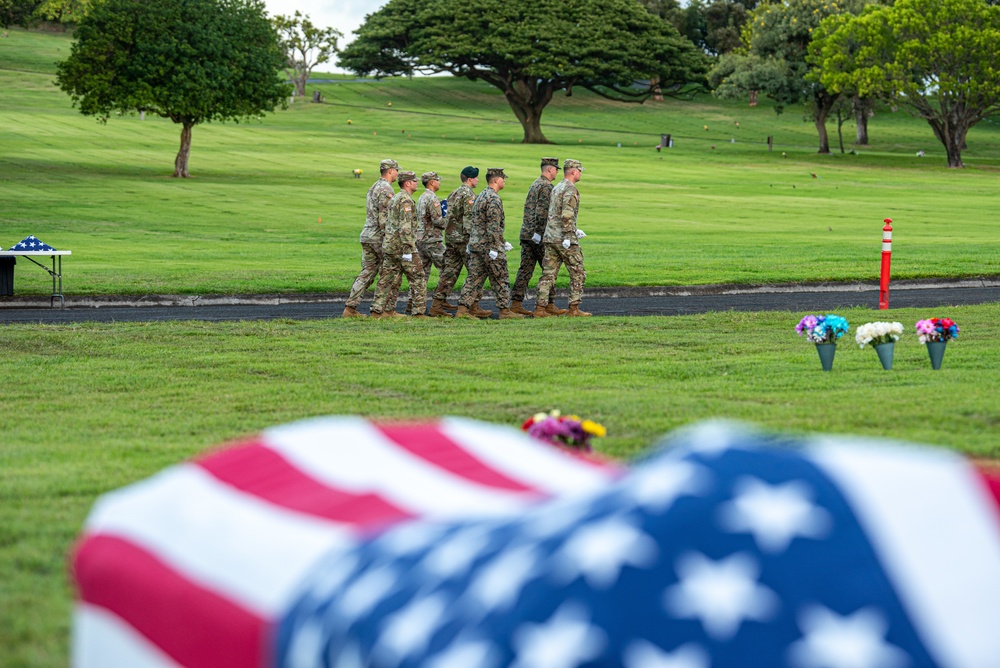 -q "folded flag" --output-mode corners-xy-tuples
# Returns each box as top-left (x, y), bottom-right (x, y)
(9, 235), (56, 251)
(71, 419), (1000, 668)
(440, 198), (448, 218)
